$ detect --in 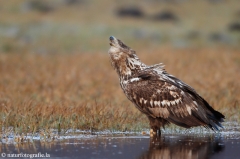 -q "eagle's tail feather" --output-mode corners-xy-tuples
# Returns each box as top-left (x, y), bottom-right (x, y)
(207, 111), (225, 131)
